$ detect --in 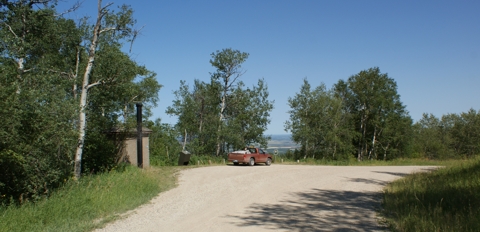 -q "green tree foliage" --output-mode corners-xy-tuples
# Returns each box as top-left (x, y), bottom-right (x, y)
(412, 110), (480, 159)
(74, 0), (147, 179)
(285, 79), (354, 160)
(334, 67), (412, 161)
(147, 119), (182, 166)
(411, 114), (450, 159)
(454, 109), (480, 157)
(166, 79), (220, 155)
(286, 68), (480, 162)
(210, 48), (250, 156)
(0, 1), (160, 204)
(223, 78), (273, 149)
(0, 0), (79, 204)
(167, 49), (273, 156)
(286, 68), (412, 161)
